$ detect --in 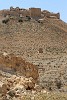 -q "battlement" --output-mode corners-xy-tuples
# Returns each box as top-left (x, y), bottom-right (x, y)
(0, 7), (60, 20)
